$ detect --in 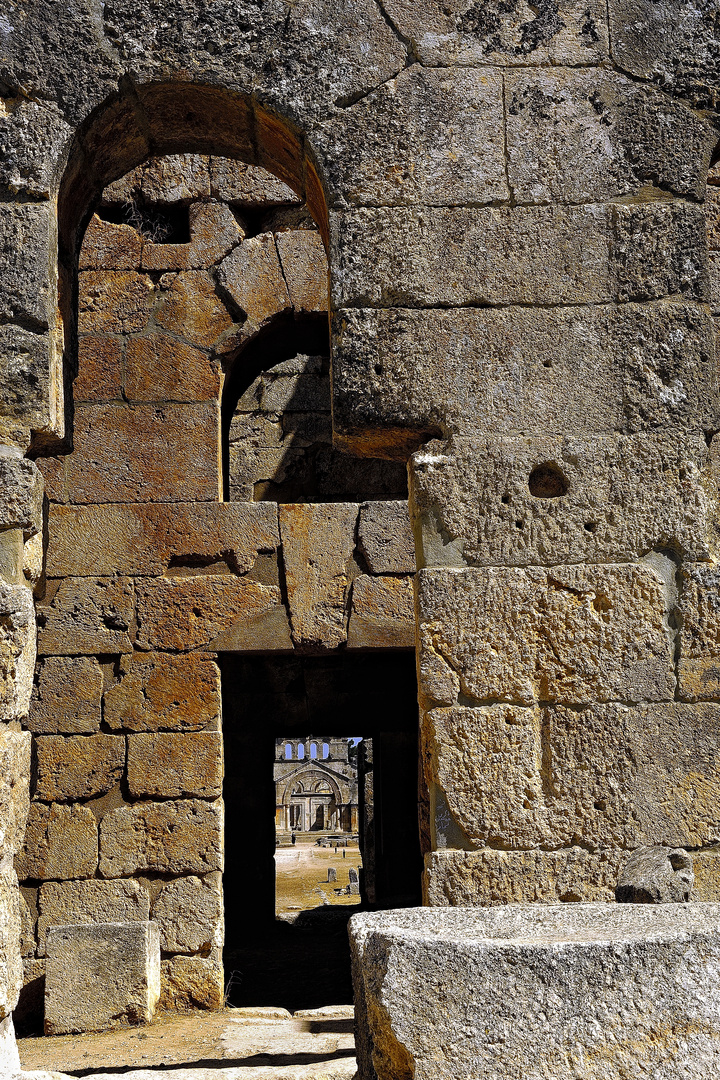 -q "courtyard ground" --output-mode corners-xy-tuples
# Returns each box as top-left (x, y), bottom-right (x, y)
(275, 841), (363, 914)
